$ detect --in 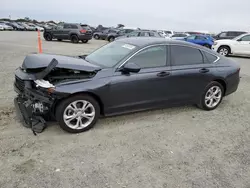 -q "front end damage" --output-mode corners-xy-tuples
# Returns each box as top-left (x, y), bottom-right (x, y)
(14, 56), (99, 134)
